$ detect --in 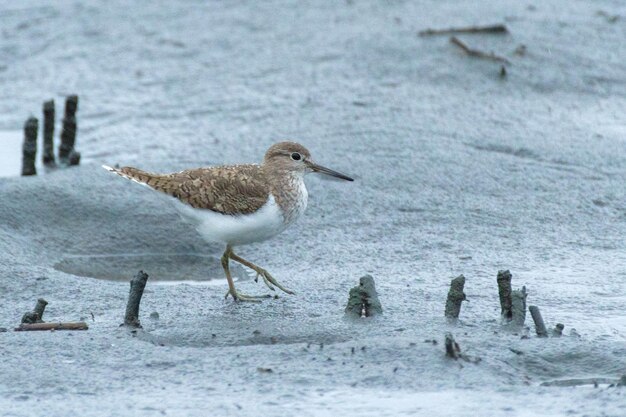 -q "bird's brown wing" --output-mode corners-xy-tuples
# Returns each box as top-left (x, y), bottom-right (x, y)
(110, 164), (270, 215)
